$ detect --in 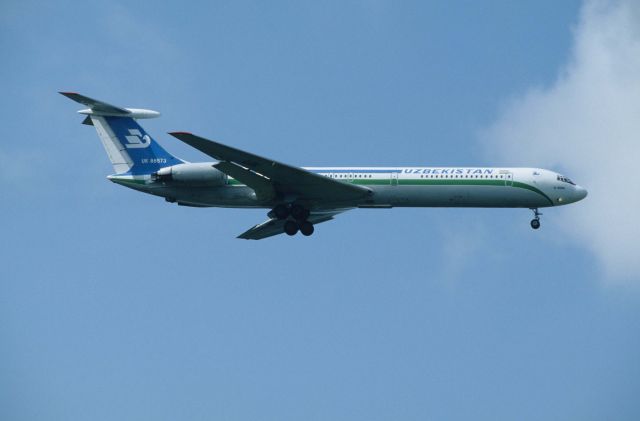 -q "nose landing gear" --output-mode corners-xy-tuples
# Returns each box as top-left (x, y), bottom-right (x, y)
(530, 208), (542, 229)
